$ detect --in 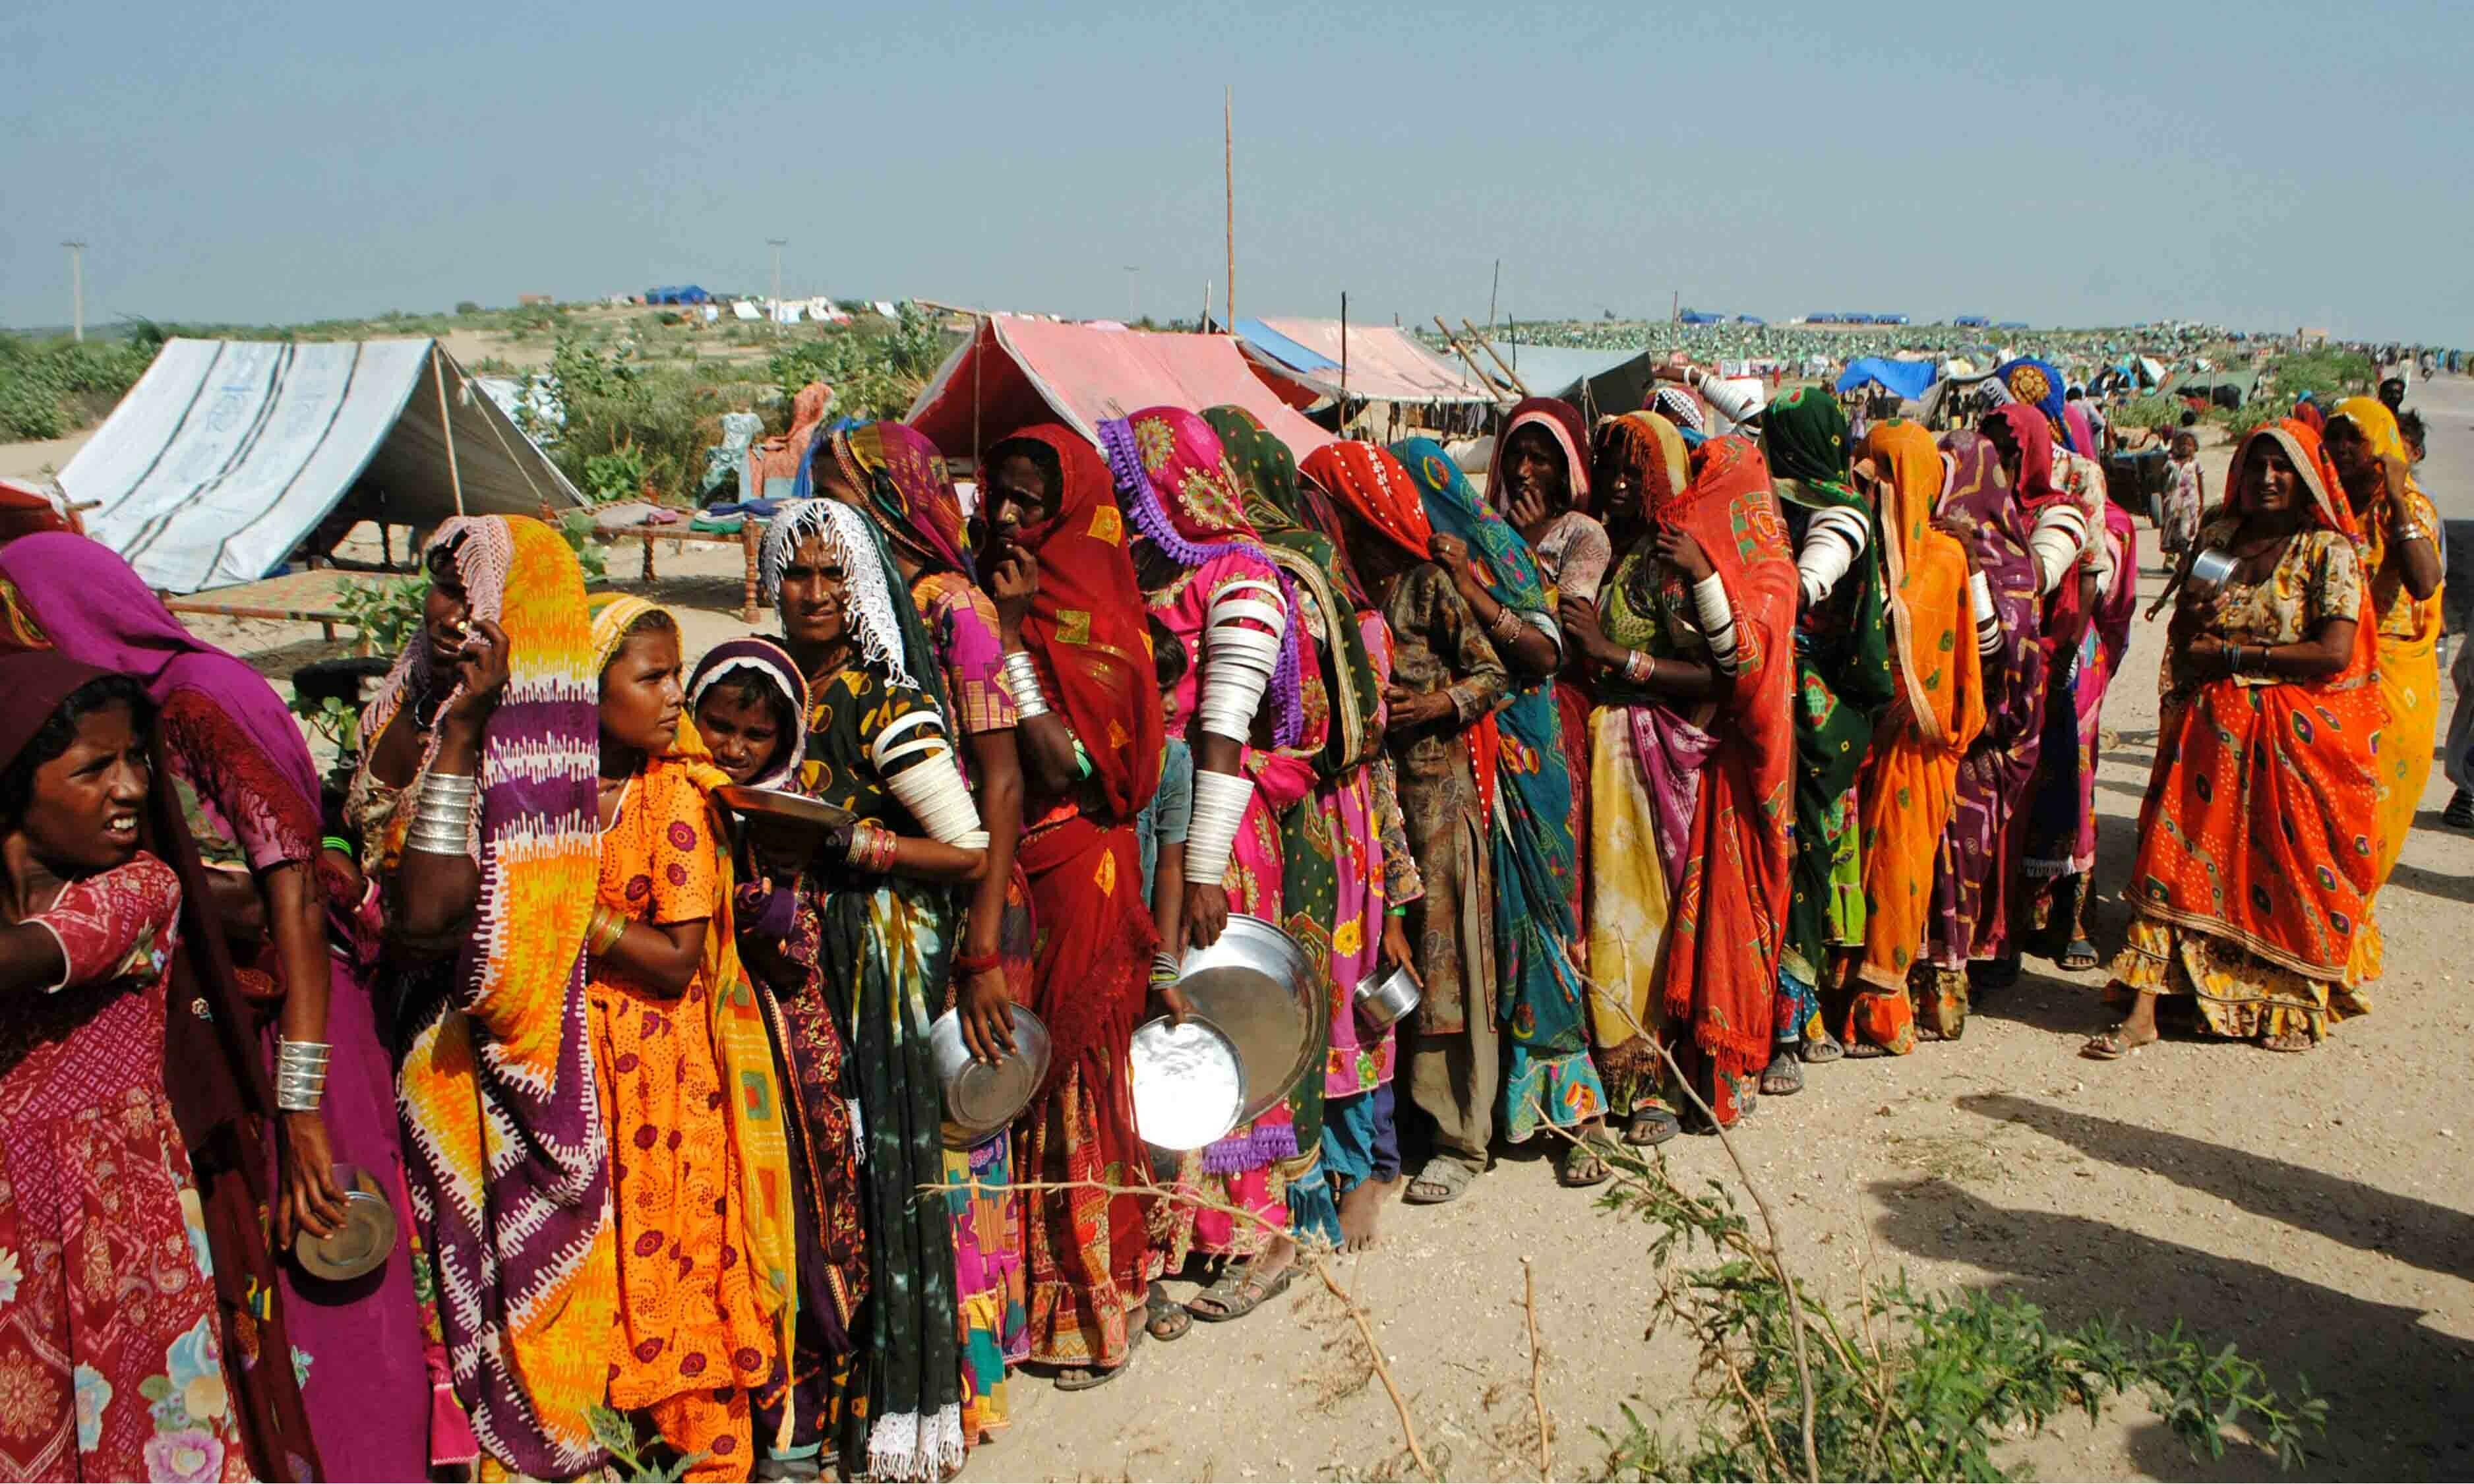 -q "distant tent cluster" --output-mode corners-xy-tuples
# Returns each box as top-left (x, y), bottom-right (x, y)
(646, 285), (712, 305)
(1951, 314), (1992, 328)
(1803, 312), (1912, 325)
